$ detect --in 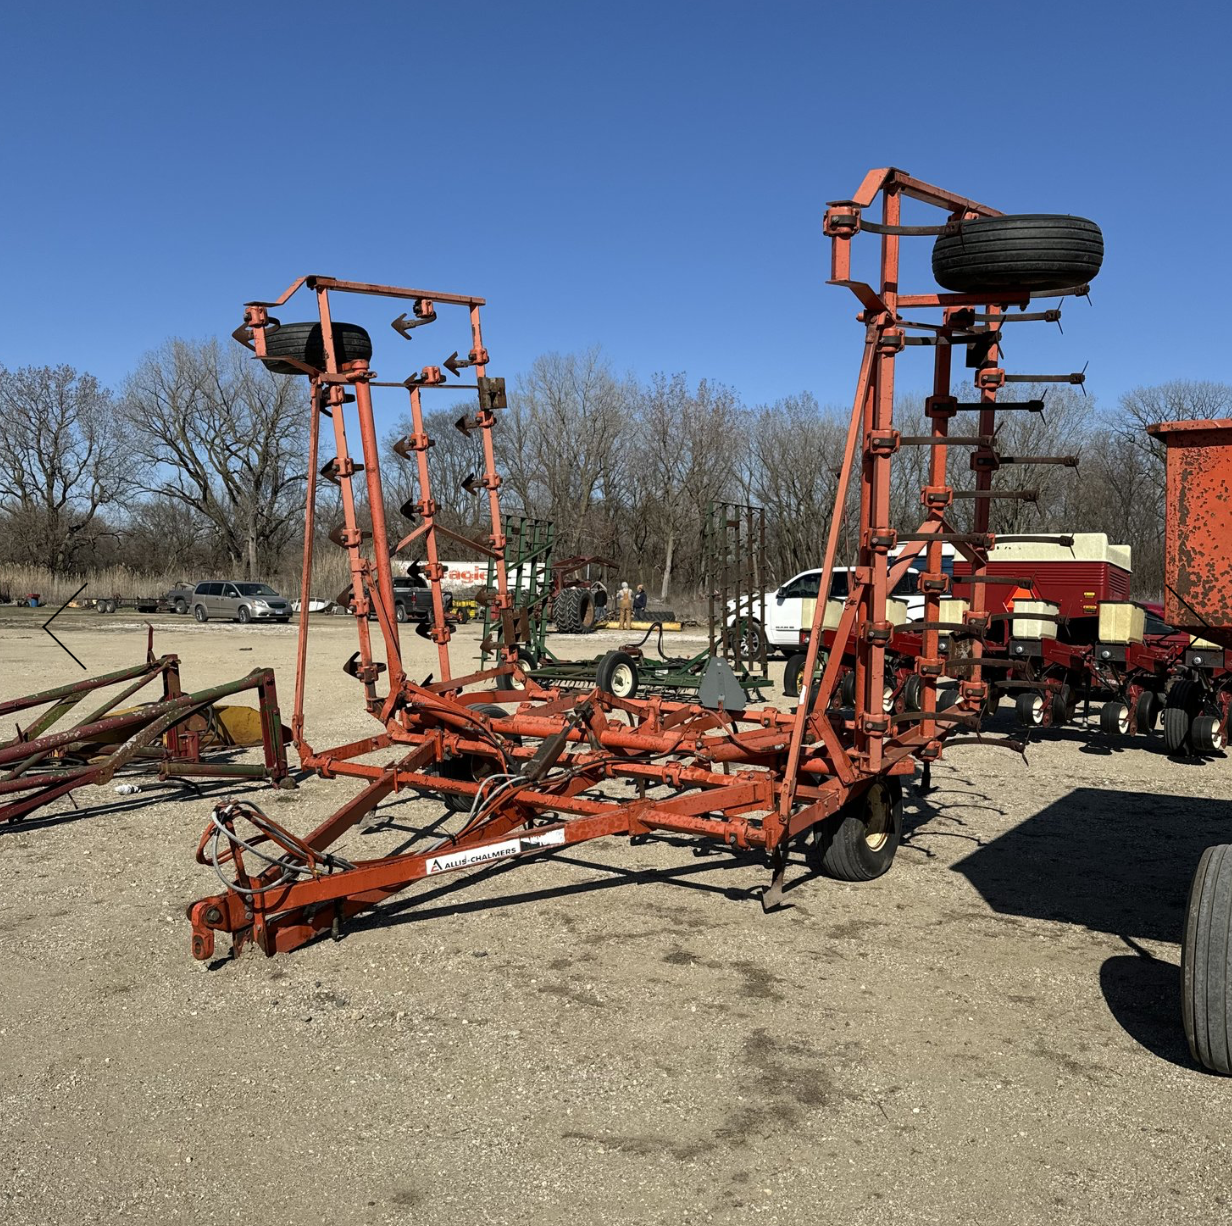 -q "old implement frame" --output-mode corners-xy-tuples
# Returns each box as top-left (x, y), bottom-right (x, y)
(0, 635), (289, 824)
(188, 176), (1090, 959)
